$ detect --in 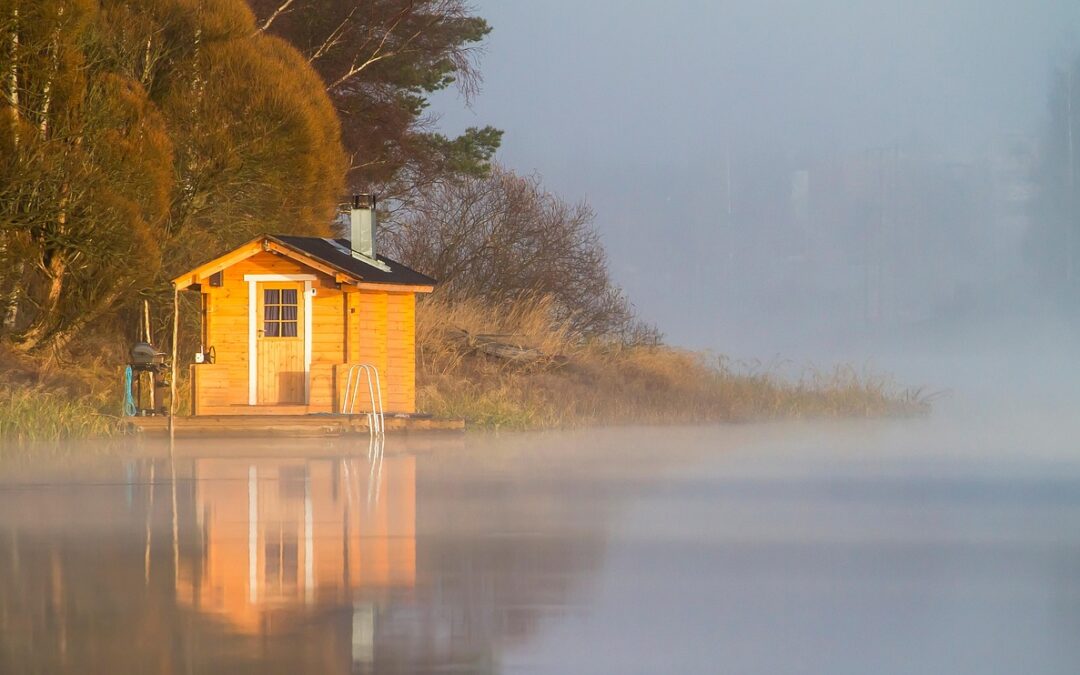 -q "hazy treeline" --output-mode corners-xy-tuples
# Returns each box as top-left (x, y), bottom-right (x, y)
(637, 52), (1080, 350)
(0, 0), (643, 357)
(1028, 53), (1080, 299)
